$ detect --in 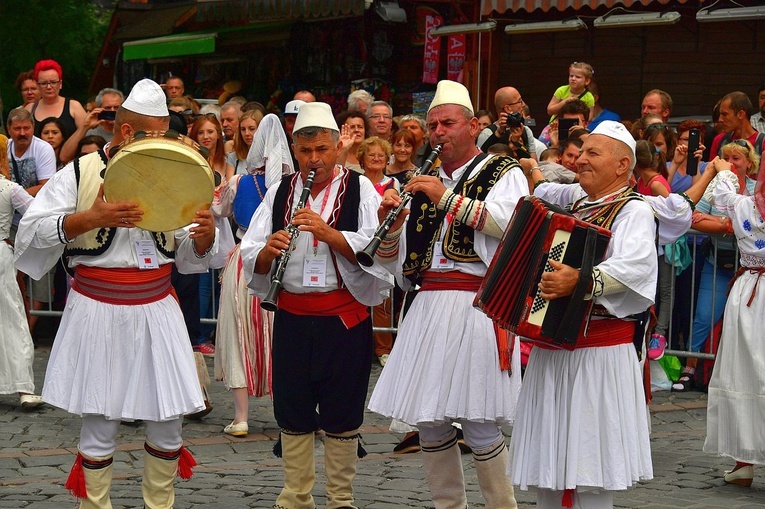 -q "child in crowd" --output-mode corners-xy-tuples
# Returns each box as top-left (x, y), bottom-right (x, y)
(540, 62), (595, 145)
